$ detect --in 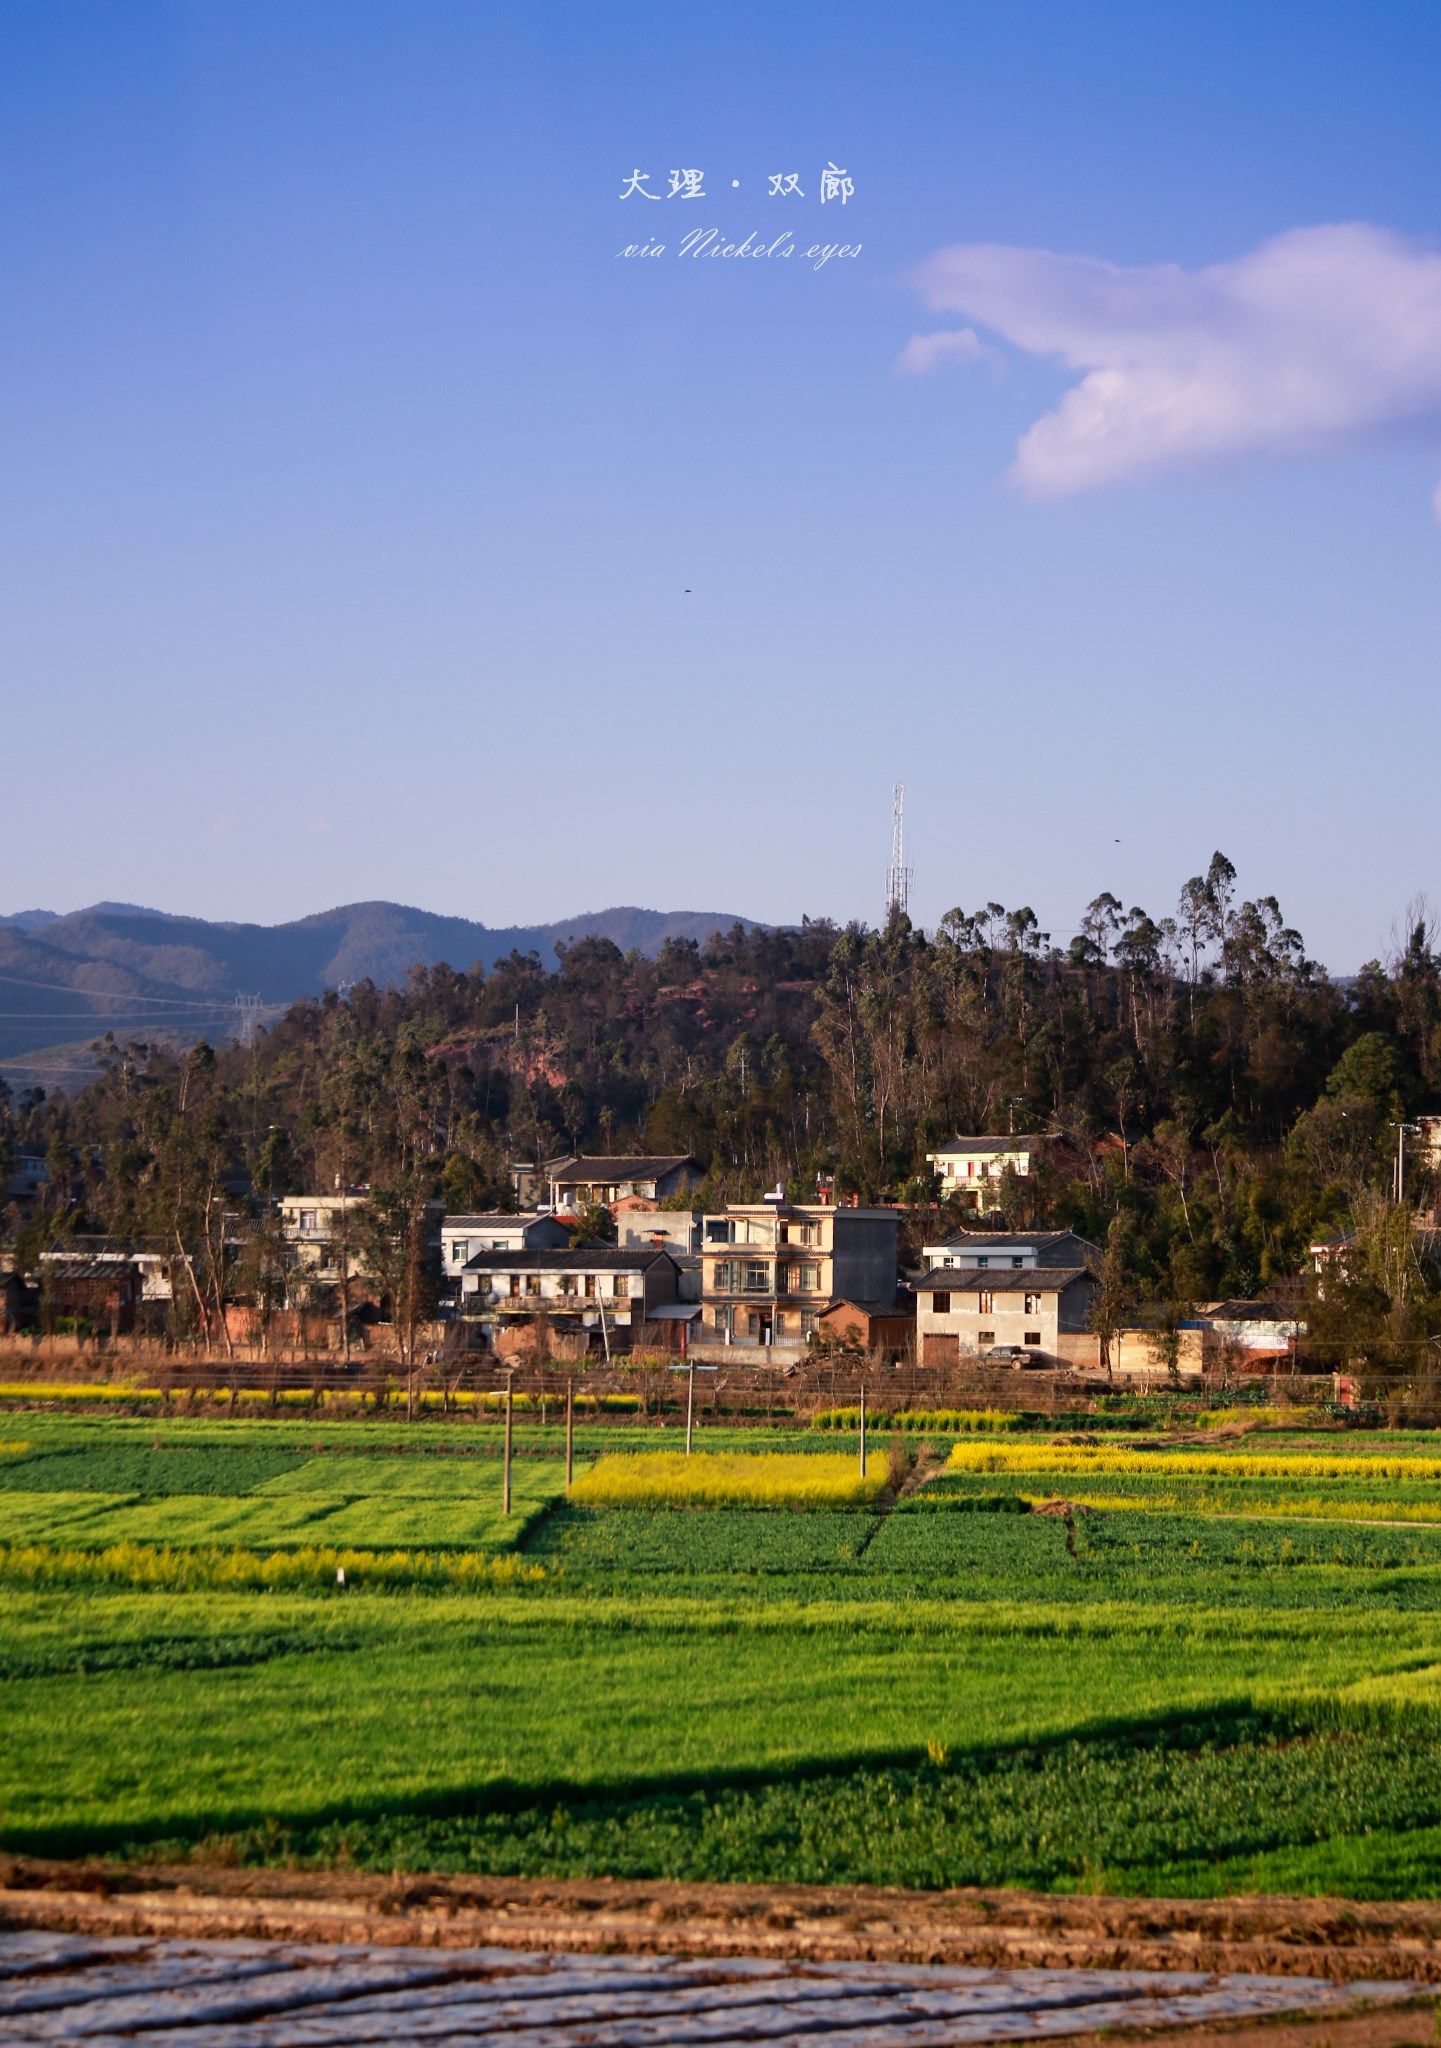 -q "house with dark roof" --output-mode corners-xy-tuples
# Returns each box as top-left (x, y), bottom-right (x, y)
(548, 1155), (701, 1213)
(457, 1246), (682, 1348)
(914, 1264), (1098, 1366)
(818, 1295), (915, 1358)
(440, 1211), (571, 1283)
(919, 1228), (1100, 1272)
(924, 1135), (1047, 1214)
